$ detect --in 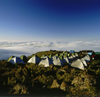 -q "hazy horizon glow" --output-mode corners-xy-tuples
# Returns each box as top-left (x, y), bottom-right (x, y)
(0, 40), (100, 60)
